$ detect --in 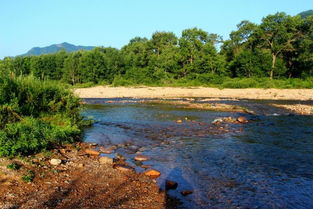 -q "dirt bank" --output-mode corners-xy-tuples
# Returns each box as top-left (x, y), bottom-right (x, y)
(74, 86), (313, 100)
(0, 143), (172, 209)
